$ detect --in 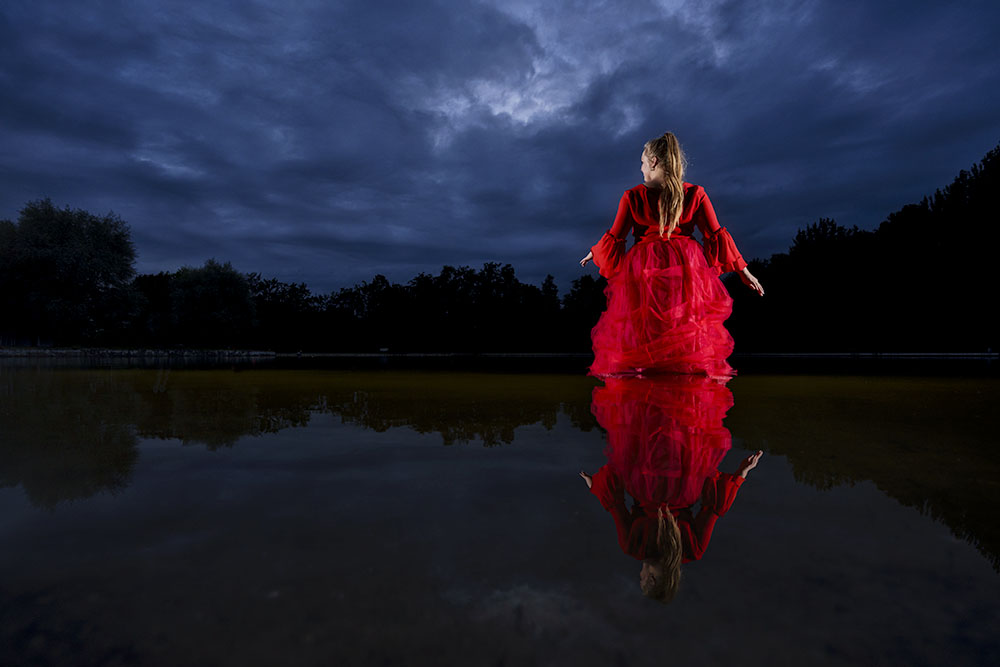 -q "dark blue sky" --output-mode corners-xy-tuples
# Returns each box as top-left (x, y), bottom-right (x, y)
(2, 0), (999, 294)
